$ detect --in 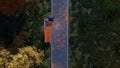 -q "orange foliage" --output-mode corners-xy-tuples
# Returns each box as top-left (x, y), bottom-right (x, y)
(0, 0), (40, 16)
(0, 0), (26, 16)
(12, 31), (30, 48)
(52, 63), (55, 68)
(63, 8), (68, 22)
